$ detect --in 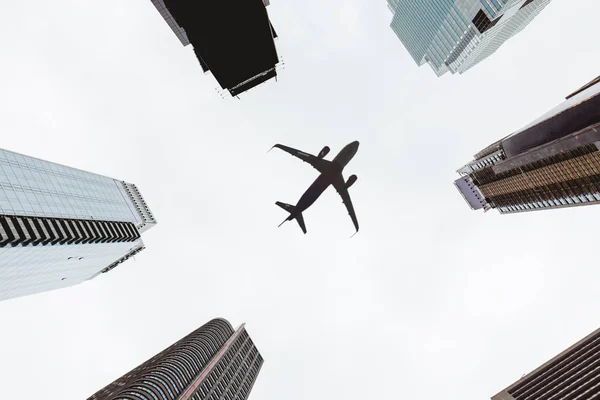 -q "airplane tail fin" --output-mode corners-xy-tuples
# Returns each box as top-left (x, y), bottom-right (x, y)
(275, 202), (307, 234)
